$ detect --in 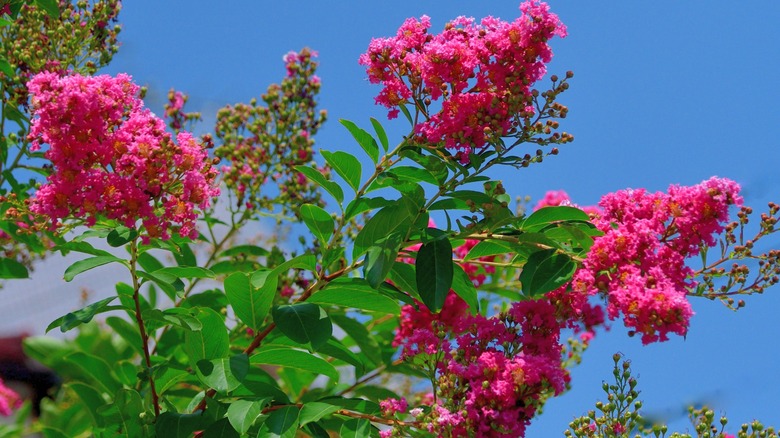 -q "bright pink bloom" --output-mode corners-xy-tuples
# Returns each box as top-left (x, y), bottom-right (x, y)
(0, 378), (21, 416)
(380, 397), (408, 416)
(559, 177), (742, 344)
(360, 1), (566, 161)
(27, 72), (219, 240)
